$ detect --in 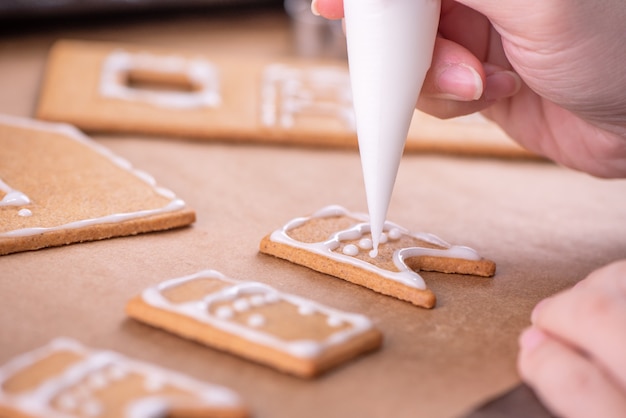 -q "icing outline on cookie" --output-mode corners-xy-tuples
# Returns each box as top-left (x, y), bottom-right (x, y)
(0, 115), (187, 238)
(269, 205), (482, 290)
(141, 269), (375, 359)
(0, 338), (242, 418)
(100, 50), (221, 109)
(261, 63), (355, 130)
